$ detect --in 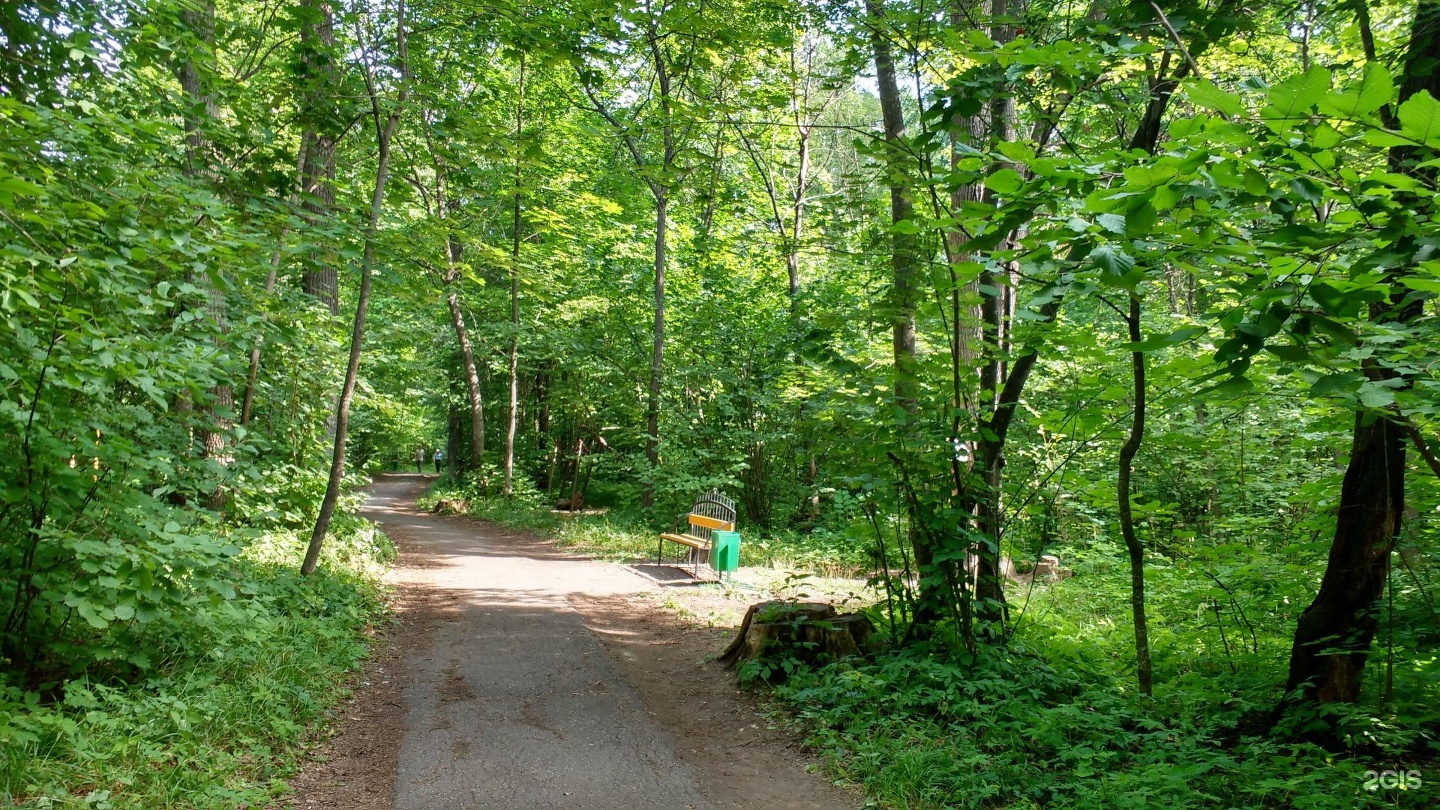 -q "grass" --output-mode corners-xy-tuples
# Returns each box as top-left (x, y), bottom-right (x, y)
(0, 522), (393, 809)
